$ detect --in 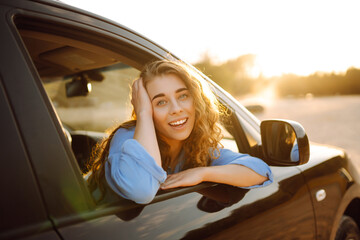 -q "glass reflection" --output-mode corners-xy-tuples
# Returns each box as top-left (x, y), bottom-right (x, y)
(264, 122), (299, 163)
